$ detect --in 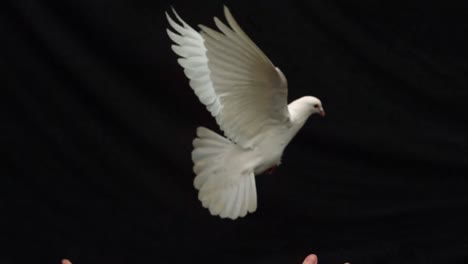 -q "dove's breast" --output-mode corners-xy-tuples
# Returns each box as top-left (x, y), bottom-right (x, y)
(252, 123), (301, 175)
